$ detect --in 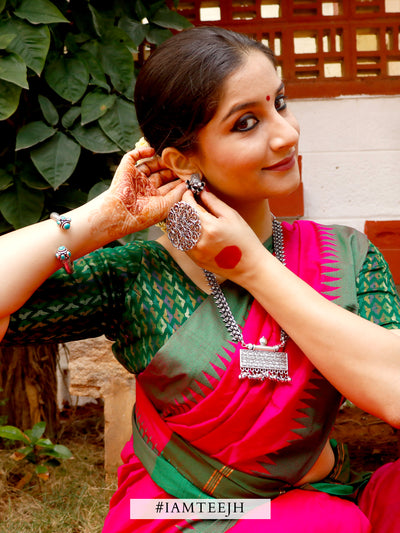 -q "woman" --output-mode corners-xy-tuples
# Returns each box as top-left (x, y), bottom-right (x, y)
(1, 26), (400, 532)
